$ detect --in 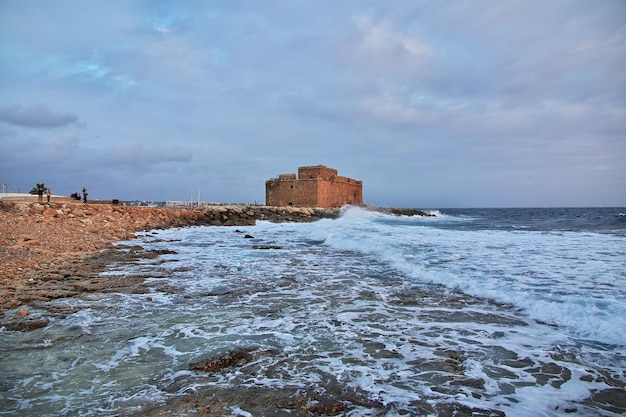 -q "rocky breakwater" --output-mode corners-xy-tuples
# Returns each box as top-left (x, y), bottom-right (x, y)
(202, 205), (340, 226)
(0, 201), (340, 319)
